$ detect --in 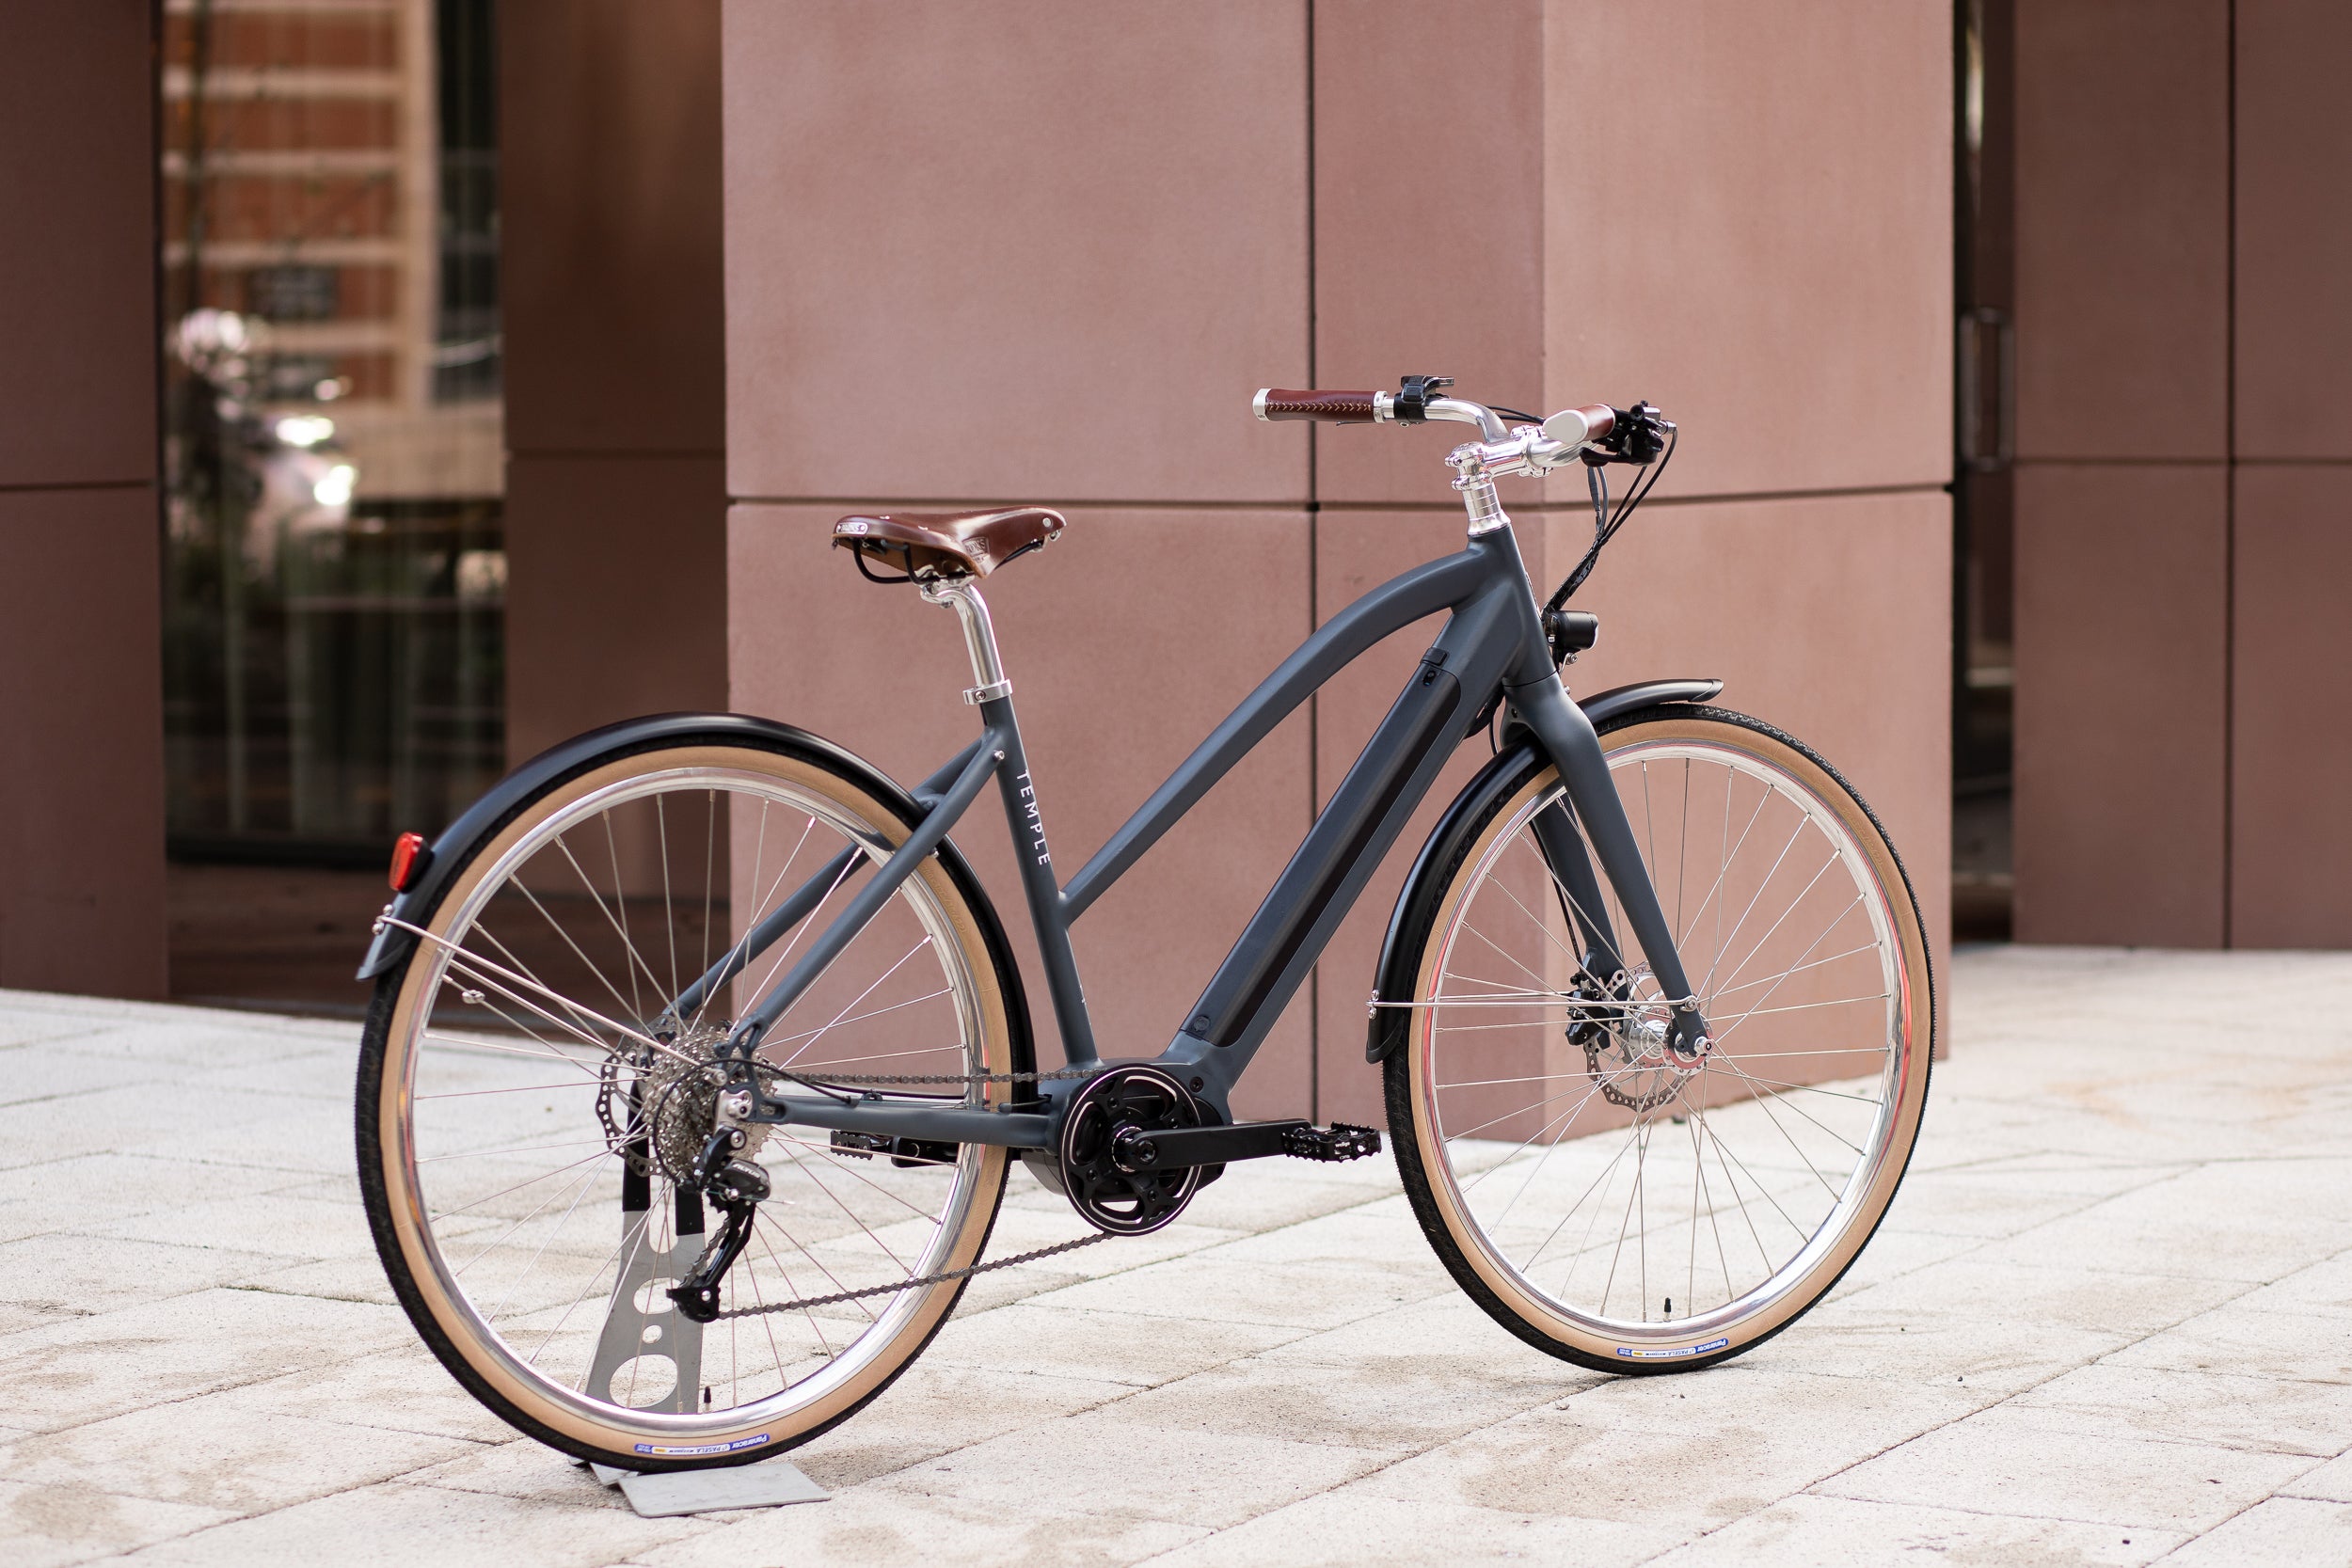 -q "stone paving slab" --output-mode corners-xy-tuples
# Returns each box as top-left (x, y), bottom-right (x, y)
(0, 947), (2348, 1564)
